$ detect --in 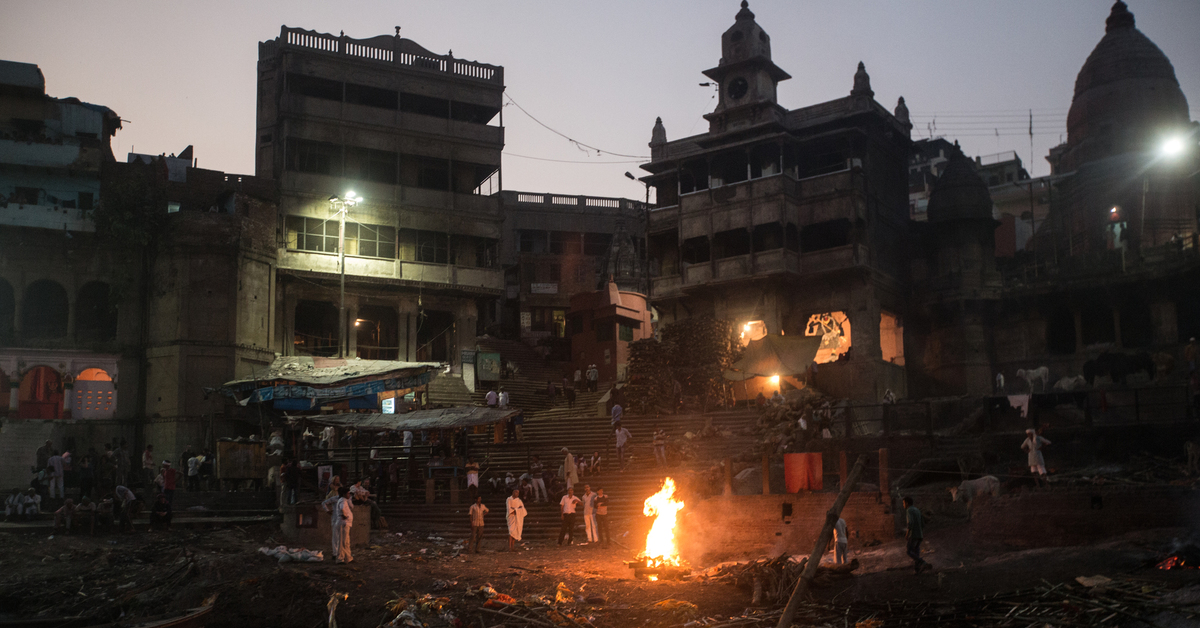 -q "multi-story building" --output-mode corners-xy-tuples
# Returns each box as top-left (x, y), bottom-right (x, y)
(639, 3), (913, 400)
(907, 138), (956, 222)
(496, 191), (645, 349)
(256, 27), (505, 393)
